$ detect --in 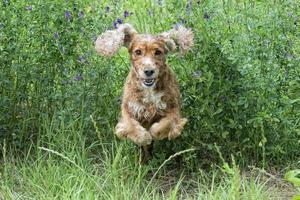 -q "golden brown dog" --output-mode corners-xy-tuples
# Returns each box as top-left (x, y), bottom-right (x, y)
(95, 23), (193, 162)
